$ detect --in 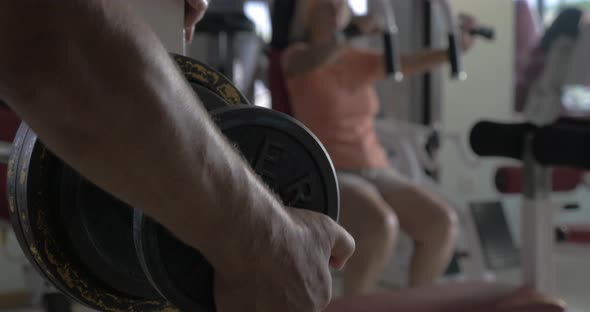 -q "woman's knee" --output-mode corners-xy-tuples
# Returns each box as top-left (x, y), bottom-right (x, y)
(373, 206), (399, 240)
(423, 194), (459, 242)
(397, 186), (459, 242)
(340, 186), (399, 241)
